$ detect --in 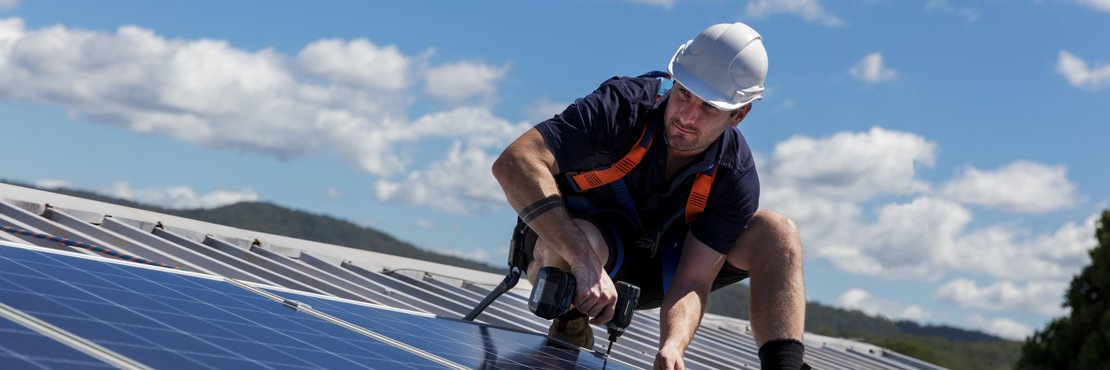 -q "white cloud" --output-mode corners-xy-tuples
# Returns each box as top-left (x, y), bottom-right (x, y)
(423, 61), (508, 103)
(1074, 0), (1110, 12)
(820, 197), (971, 279)
(296, 38), (412, 91)
(766, 127), (935, 201)
(943, 161), (1080, 213)
(1057, 50), (1110, 90)
(100, 182), (258, 209)
(374, 108), (528, 213)
(936, 279), (1068, 317)
(758, 127), (1097, 284)
(968, 315), (1034, 341)
(836, 288), (931, 321)
(0, 17), (523, 213)
(925, 0), (980, 23)
(849, 52), (897, 83)
(746, 0), (844, 27)
(947, 216), (1096, 282)
(0, 0), (19, 12)
(34, 179), (72, 189)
